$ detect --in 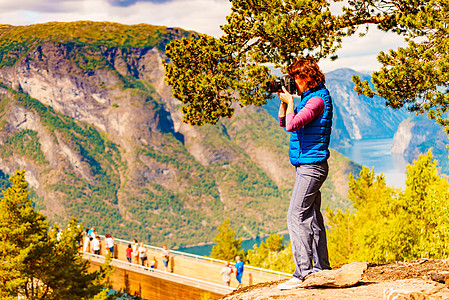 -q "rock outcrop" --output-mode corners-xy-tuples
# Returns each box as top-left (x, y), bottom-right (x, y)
(391, 115), (448, 175)
(221, 260), (449, 300)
